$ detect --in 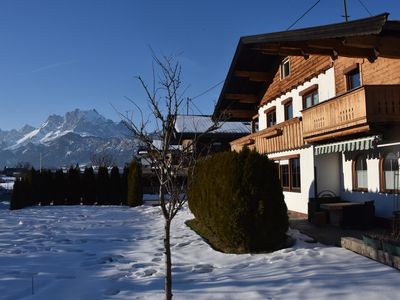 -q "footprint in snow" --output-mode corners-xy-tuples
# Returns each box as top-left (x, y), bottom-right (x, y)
(152, 257), (162, 262)
(131, 262), (157, 269)
(192, 264), (214, 273)
(269, 255), (283, 262)
(134, 268), (158, 278)
(233, 262), (250, 269)
(143, 268), (157, 277)
(108, 272), (131, 281)
(172, 265), (192, 273)
(104, 288), (120, 296)
(175, 241), (191, 248)
(306, 249), (320, 257)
